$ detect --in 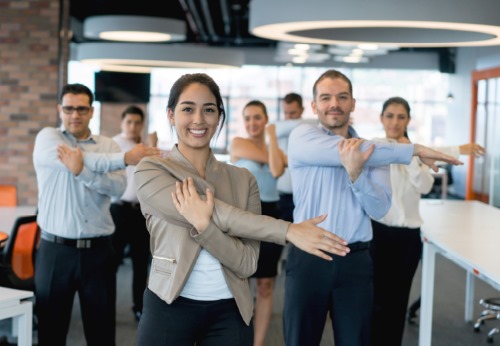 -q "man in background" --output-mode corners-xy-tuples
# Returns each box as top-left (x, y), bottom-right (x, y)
(110, 105), (154, 321)
(33, 83), (159, 345)
(275, 93), (305, 222)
